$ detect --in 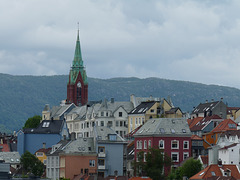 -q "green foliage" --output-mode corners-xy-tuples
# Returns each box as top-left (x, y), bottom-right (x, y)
(168, 158), (202, 180)
(181, 158), (202, 178)
(60, 178), (70, 180)
(23, 115), (41, 129)
(20, 151), (45, 177)
(1, 73), (240, 132)
(134, 148), (172, 180)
